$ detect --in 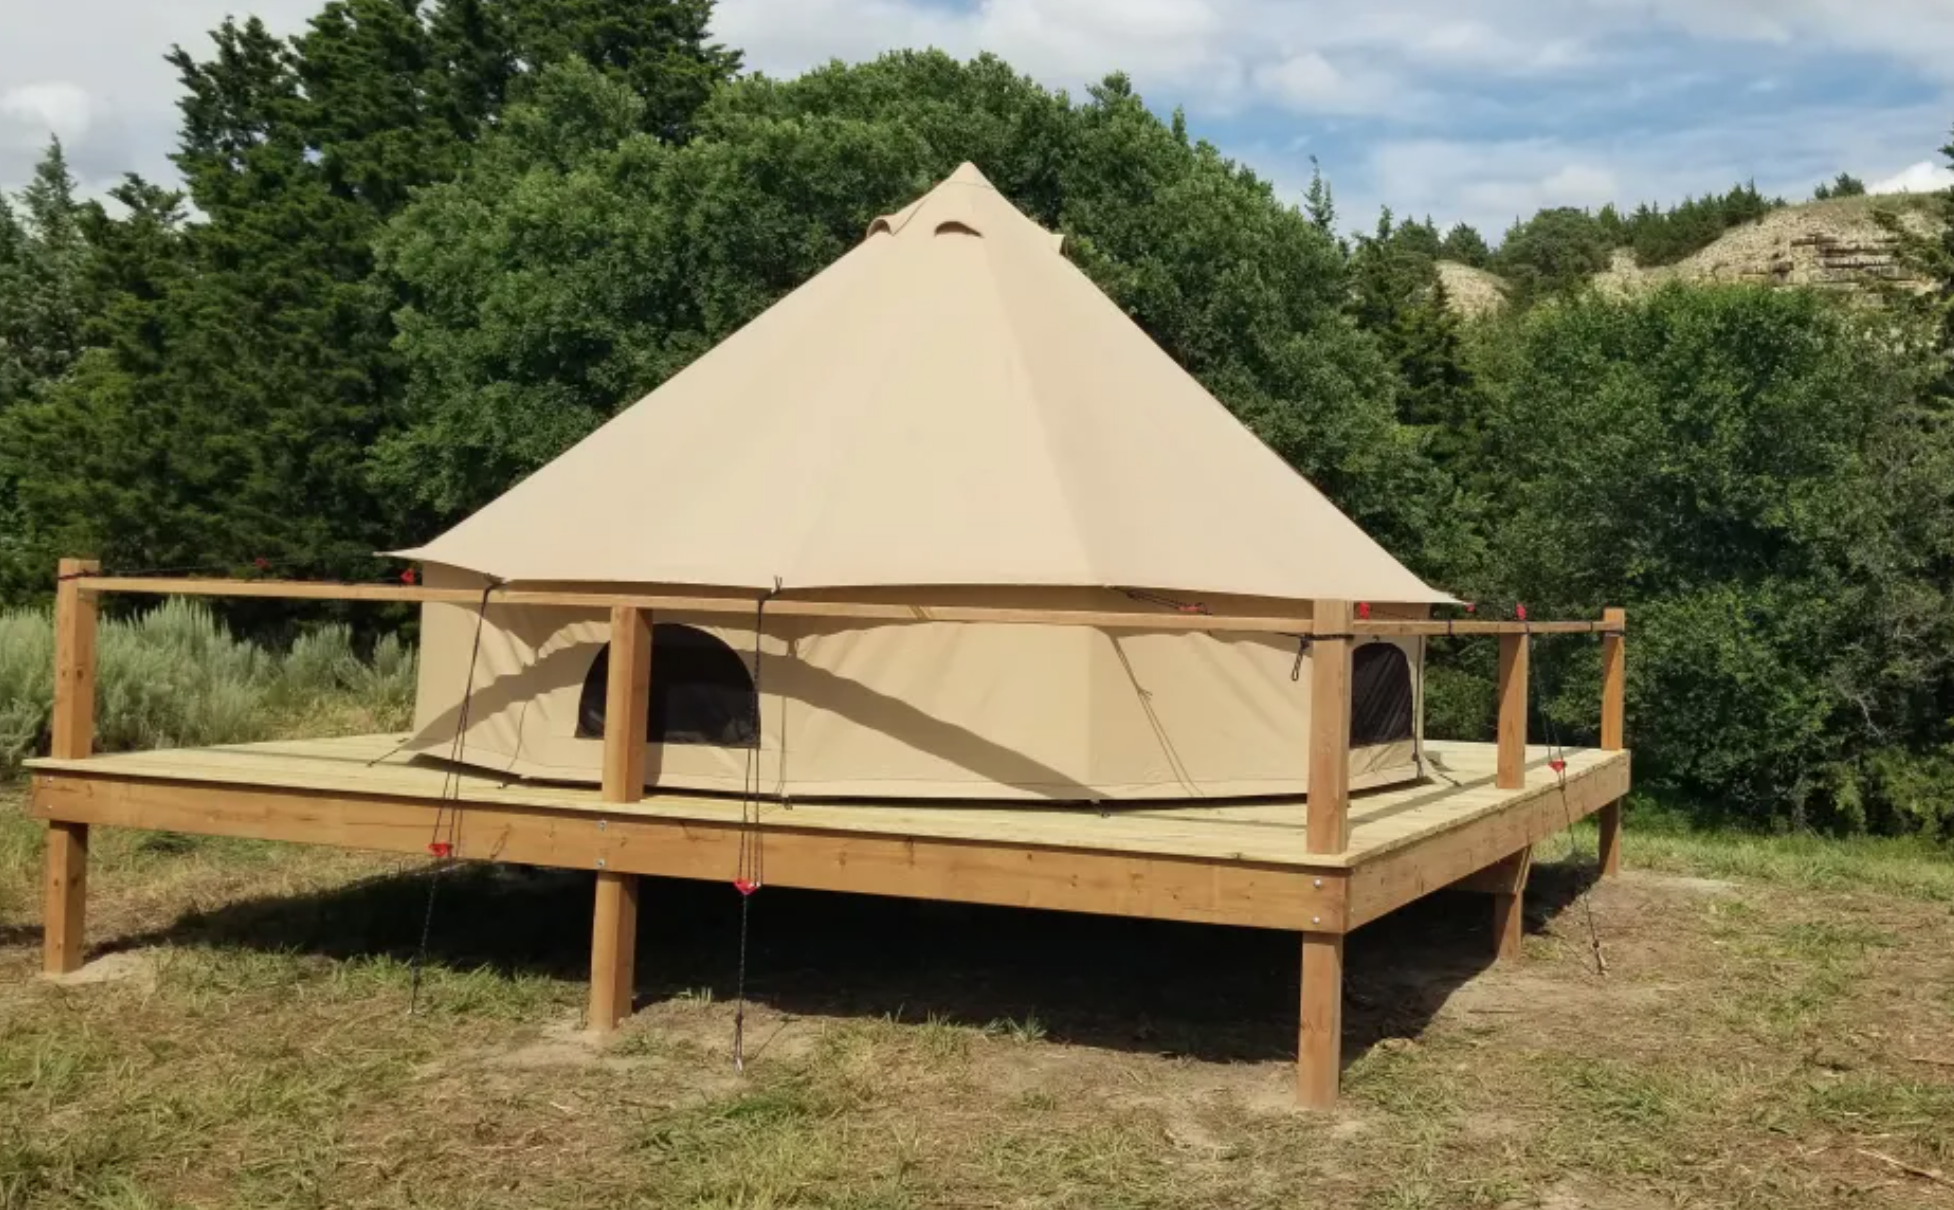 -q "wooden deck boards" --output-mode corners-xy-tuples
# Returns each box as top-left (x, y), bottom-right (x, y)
(27, 736), (1627, 872)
